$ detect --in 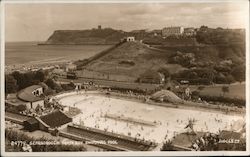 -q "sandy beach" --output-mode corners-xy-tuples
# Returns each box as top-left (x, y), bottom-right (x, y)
(5, 58), (72, 73)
